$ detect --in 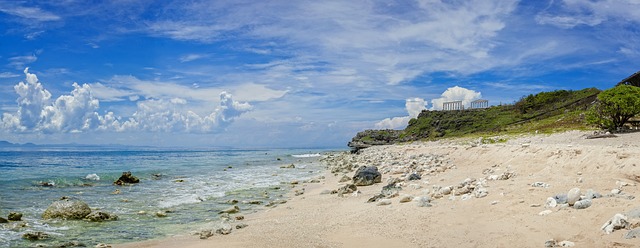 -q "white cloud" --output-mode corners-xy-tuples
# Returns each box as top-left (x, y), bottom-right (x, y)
(179, 53), (208, 62)
(430, 86), (482, 110)
(0, 72), (20, 78)
(0, 69), (253, 134)
(8, 55), (37, 69)
(0, 4), (61, 22)
(536, 0), (640, 28)
(375, 98), (427, 129)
